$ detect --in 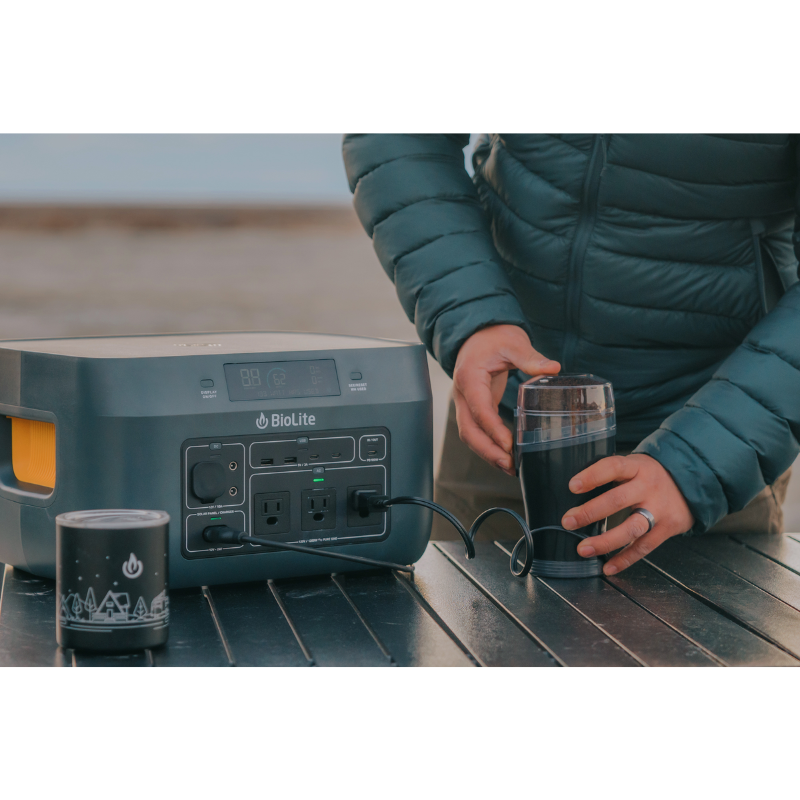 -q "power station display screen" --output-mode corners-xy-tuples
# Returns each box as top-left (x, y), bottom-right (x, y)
(224, 360), (340, 401)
